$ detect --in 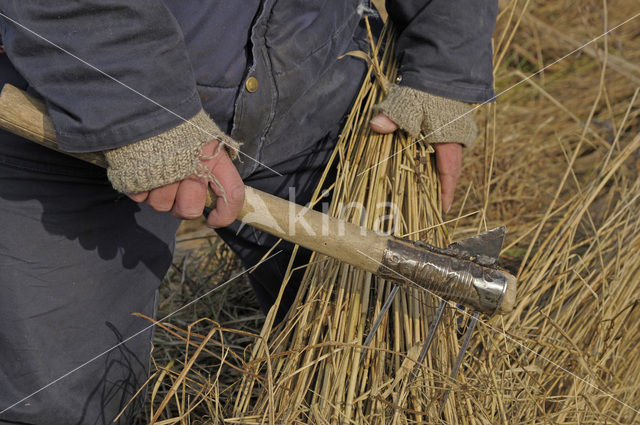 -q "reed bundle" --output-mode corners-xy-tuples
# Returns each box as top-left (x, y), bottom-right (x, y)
(229, 25), (454, 424)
